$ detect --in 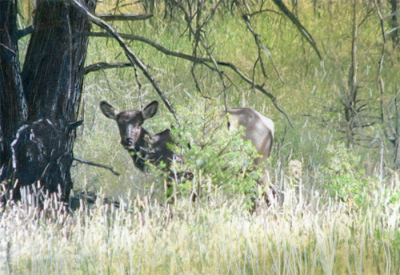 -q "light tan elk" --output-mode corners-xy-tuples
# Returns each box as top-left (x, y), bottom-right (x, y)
(100, 101), (274, 175)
